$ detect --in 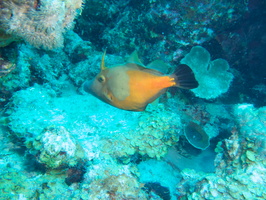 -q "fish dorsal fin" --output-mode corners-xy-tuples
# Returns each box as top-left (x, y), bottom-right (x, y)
(146, 60), (170, 74)
(100, 50), (107, 71)
(126, 63), (164, 76)
(127, 50), (145, 67)
(127, 51), (169, 74)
